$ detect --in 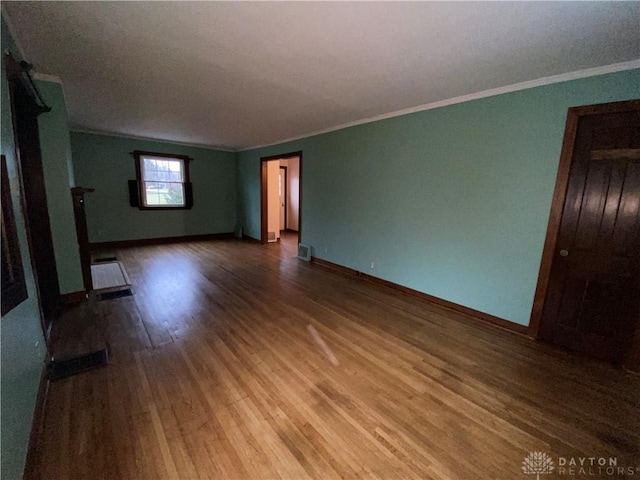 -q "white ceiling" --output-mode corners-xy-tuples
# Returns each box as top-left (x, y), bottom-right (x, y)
(3, 2), (639, 151)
